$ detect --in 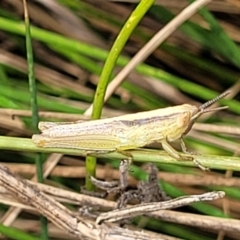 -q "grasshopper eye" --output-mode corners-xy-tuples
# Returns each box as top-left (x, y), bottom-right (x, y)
(177, 112), (191, 128)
